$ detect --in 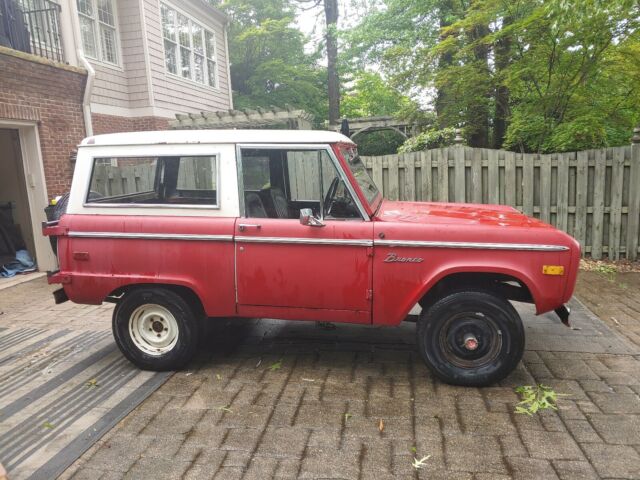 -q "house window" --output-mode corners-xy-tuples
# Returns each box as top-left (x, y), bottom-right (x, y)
(77, 0), (119, 64)
(161, 3), (218, 87)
